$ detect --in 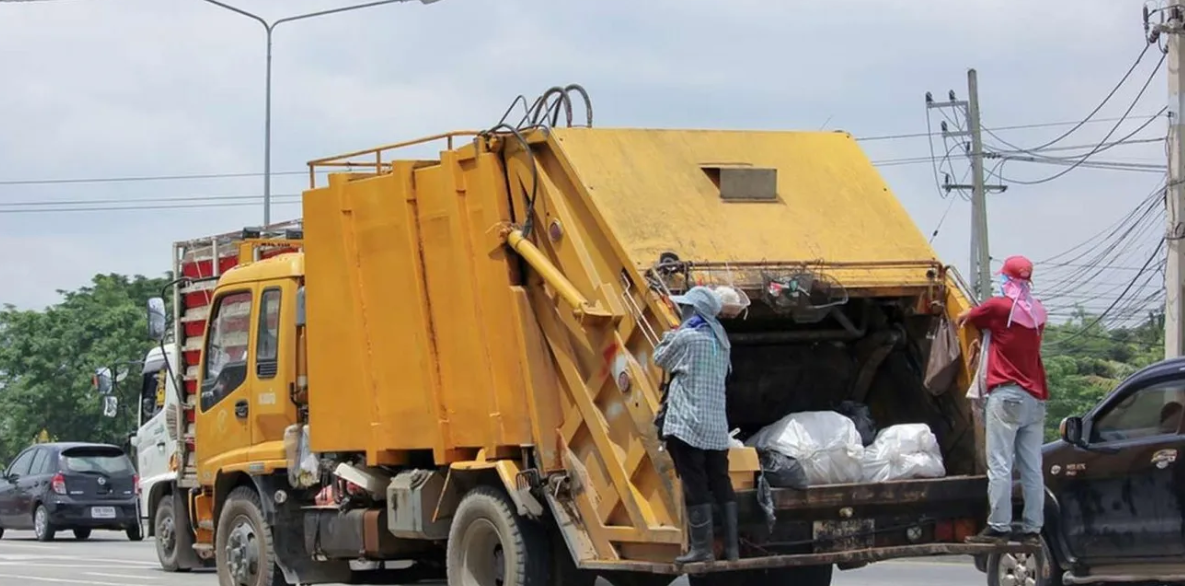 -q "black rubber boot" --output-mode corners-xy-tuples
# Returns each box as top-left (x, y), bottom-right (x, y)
(675, 504), (715, 565)
(722, 501), (739, 561)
